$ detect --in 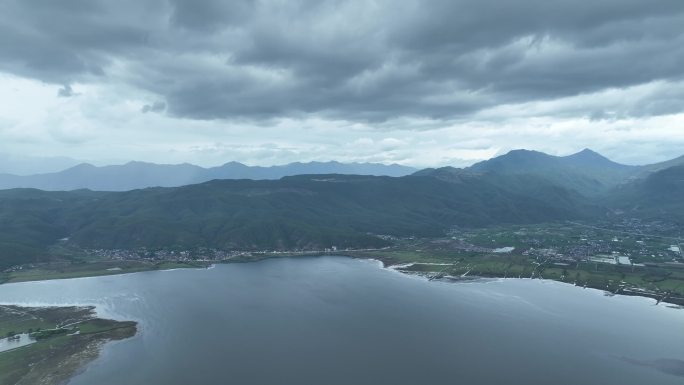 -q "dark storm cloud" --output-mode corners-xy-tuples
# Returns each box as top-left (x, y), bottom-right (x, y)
(1, 0), (683, 122)
(0, 0), (153, 83)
